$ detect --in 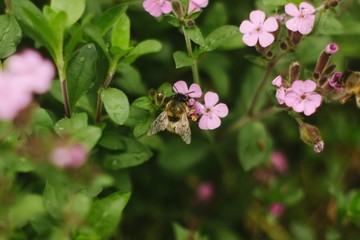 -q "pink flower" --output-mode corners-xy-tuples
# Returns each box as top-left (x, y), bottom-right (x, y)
(173, 80), (202, 98)
(325, 43), (338, 55)
(272, 75), (287, 105)
(188, 0), (208, 14)
(314, 140), (324, 153)
(197, 182), (214, 201)
(51, 143), (88, 168)
(0, 49), (55, 120)
(5, 49), (55, 94)
(197, 92), (228, 130)
(284, 80), (322, 116)
(239, 10), (278, 48)
(271, 75), (283, 87)
(285, 2), (316, 35)
(0, 73), (32, 120)
(270, 151), (288, 174)
(328, 72), (343, 90)
(143, 0), (172, 17)
(269, 203), (285, 217)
